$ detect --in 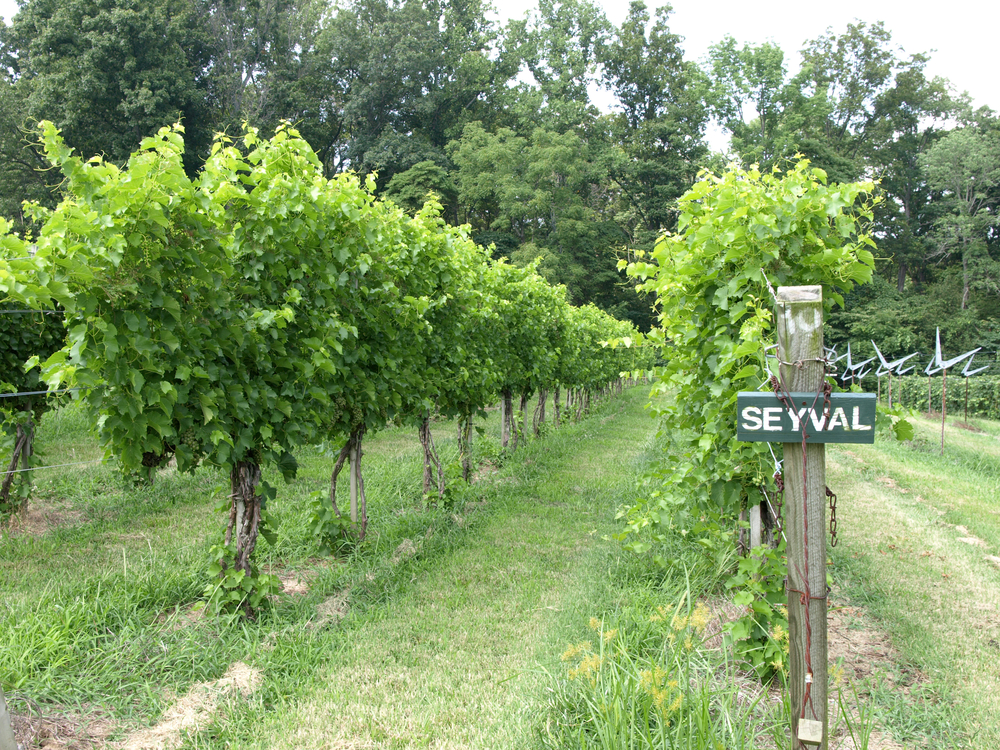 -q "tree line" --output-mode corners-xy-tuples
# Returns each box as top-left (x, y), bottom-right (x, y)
(1, 0), (998, 350)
